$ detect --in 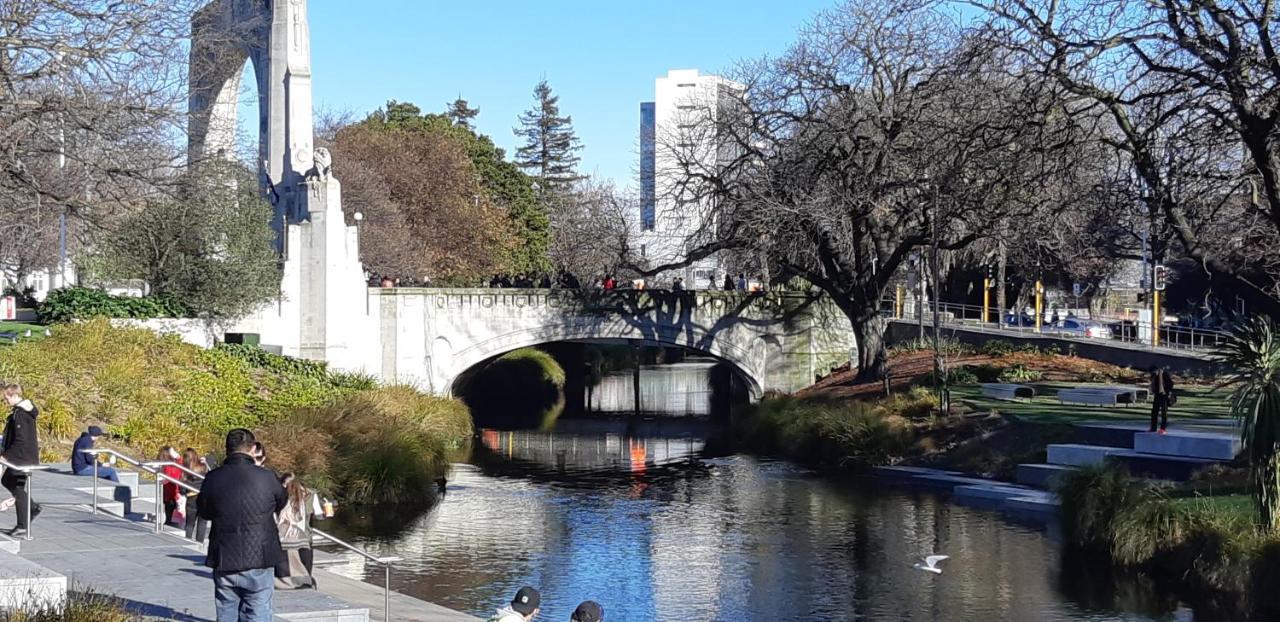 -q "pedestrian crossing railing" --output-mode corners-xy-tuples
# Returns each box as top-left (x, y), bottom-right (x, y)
(80, 448), (403, 619)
